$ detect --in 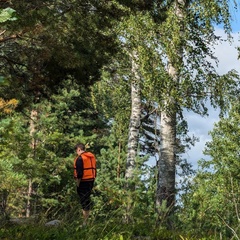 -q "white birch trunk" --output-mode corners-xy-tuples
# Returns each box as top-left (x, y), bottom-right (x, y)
(26, 109), (38, 218)
(156, 0), (186, 211)
(156, 64), (177, 210)
(26, 178), (32, 218)
(125, 51), (141, 179)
